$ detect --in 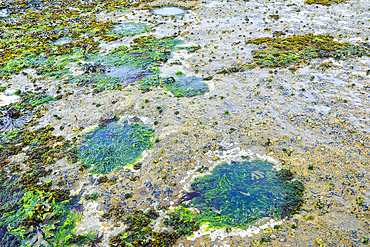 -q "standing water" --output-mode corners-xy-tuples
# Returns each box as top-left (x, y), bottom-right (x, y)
(0, 0), (369, 246)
